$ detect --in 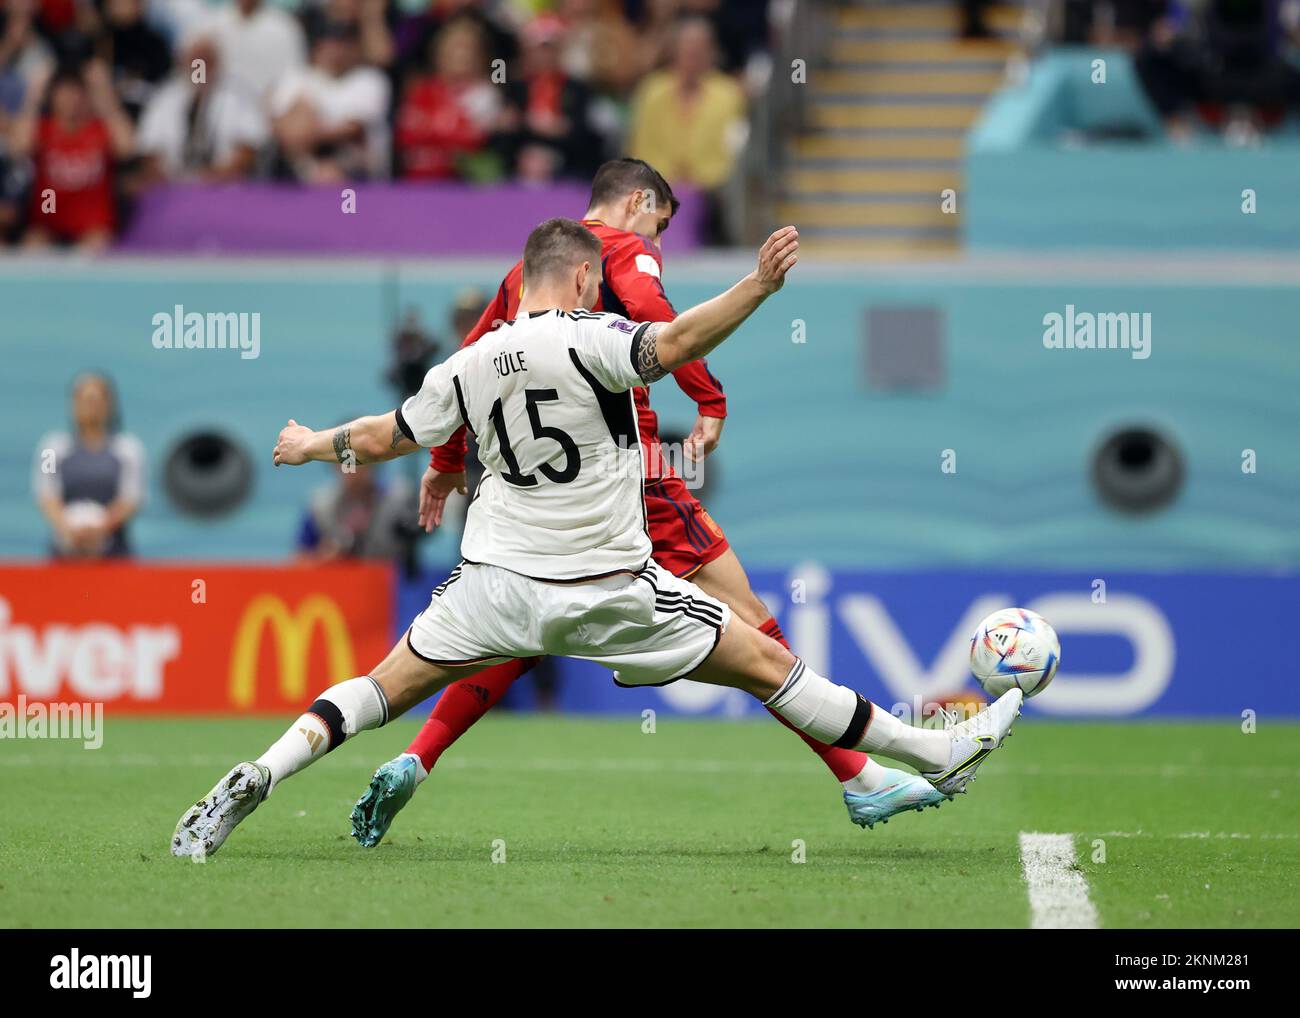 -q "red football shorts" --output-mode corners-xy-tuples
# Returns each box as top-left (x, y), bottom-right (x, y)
(643, 473), (730, 578)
